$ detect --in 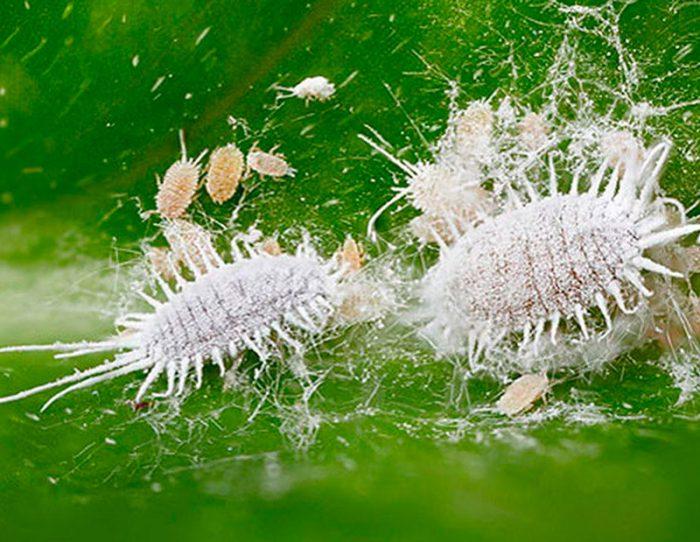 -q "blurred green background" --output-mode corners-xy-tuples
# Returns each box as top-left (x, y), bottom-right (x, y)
(1, 1), (699, 540)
